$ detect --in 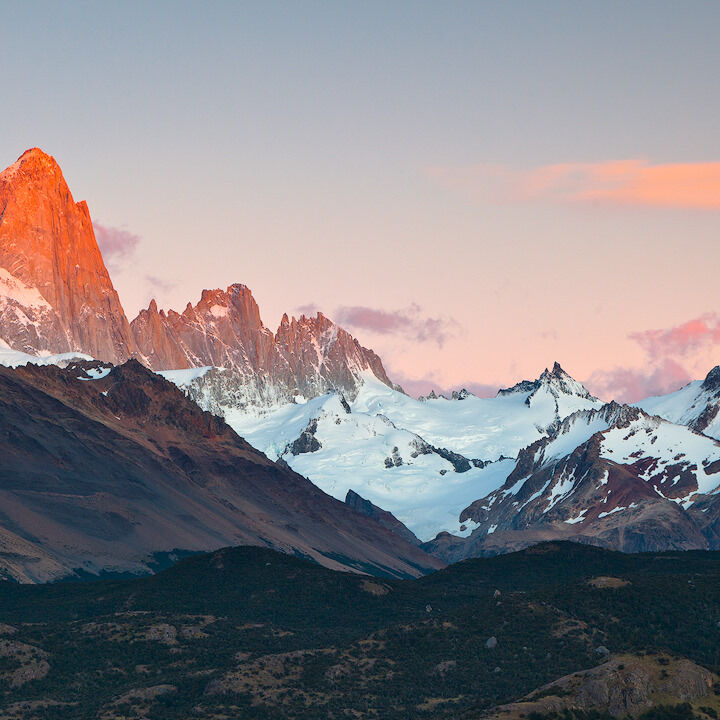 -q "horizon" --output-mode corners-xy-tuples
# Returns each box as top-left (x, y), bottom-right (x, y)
(2, 2), (720, 402)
